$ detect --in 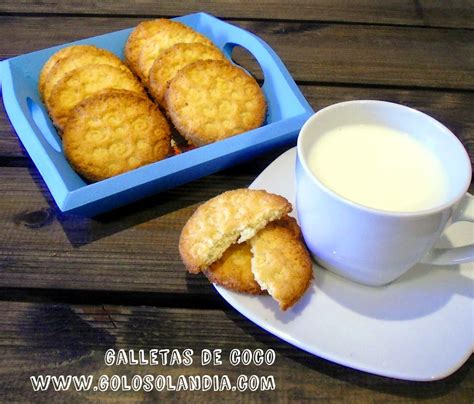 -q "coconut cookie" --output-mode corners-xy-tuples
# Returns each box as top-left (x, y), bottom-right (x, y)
(250, 219), (313, 311)
(165, 60), (266, 146)
(148, 42), (228, 107)
(135, 19), (215, 80)
(179, 189), (291, 274)
(63, 91), (170, 182)
(181, 190), (313, 311)
(204, 216), (302, 295)
(204, 242), (263, 295)
(39, 45), (99, 99)
(125, 19), (172, 77)
(42, 46), (130, 106)
(48, 64), (146, 130)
